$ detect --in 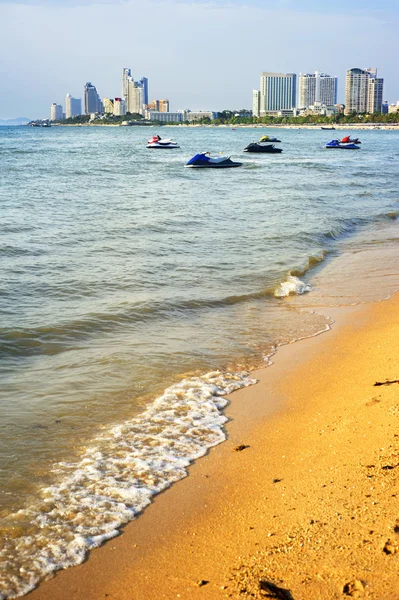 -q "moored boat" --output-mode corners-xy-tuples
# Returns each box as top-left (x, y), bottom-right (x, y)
(244, 142), (282, 153)
(185, 152), (242, 168)
(147, 135), (180, 149)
